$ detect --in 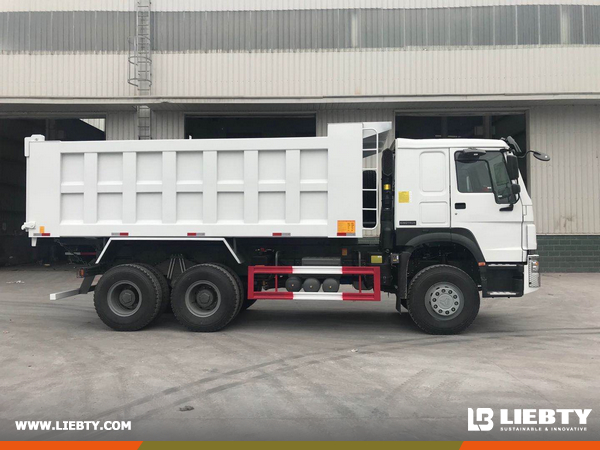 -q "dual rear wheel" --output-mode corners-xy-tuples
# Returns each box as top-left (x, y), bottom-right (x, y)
(94, 262), (248, 332)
